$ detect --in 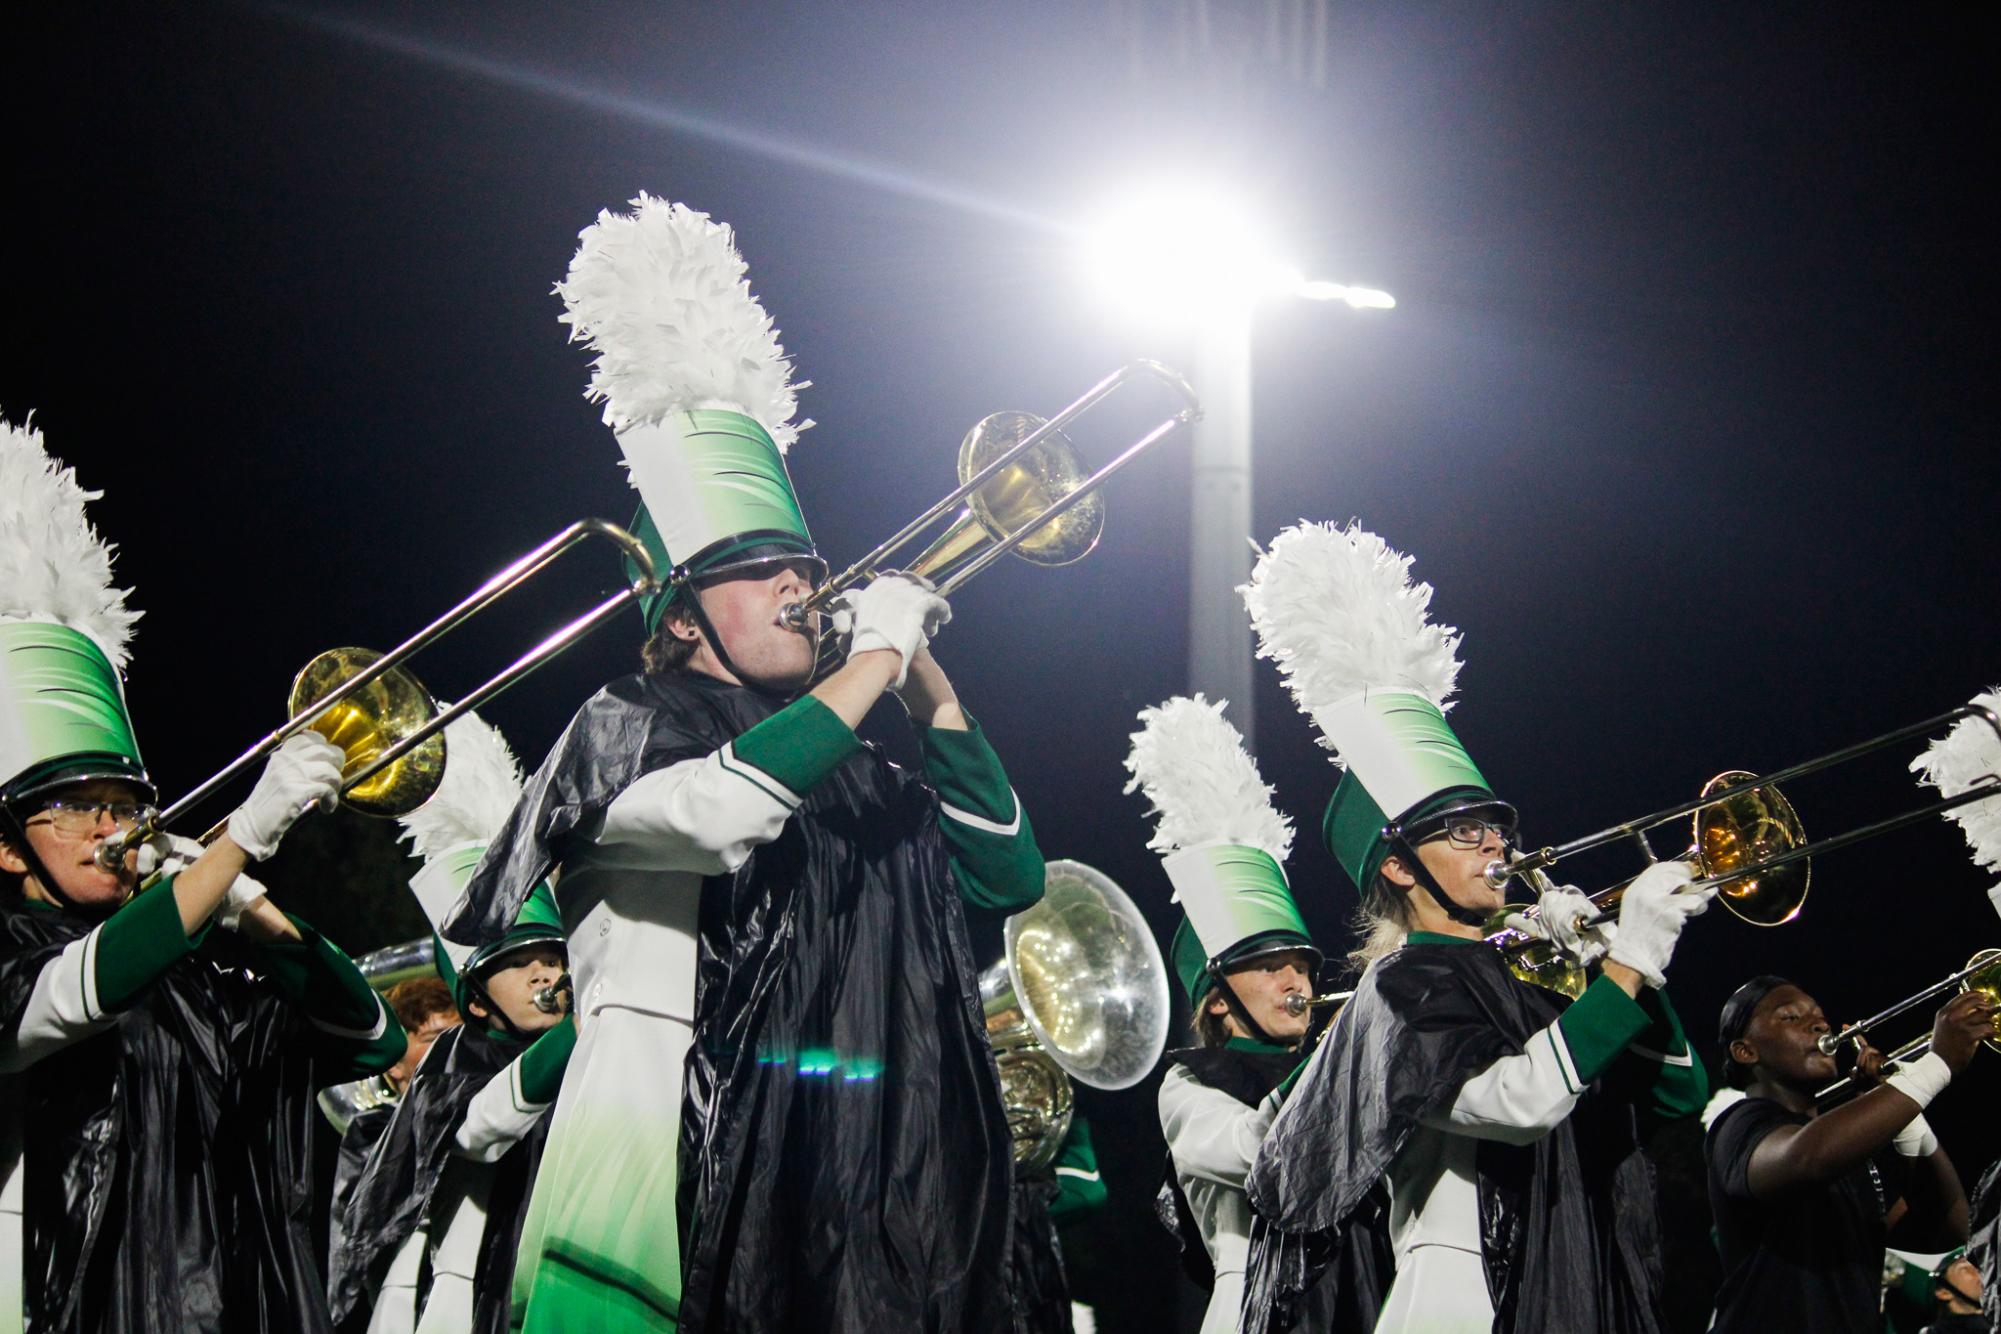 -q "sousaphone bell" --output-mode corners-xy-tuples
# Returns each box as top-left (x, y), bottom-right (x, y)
(980, 859), (1171, 1172)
